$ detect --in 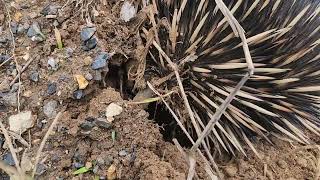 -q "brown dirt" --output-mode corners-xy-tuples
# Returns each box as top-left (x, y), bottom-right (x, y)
(0, 0), (319, 180)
